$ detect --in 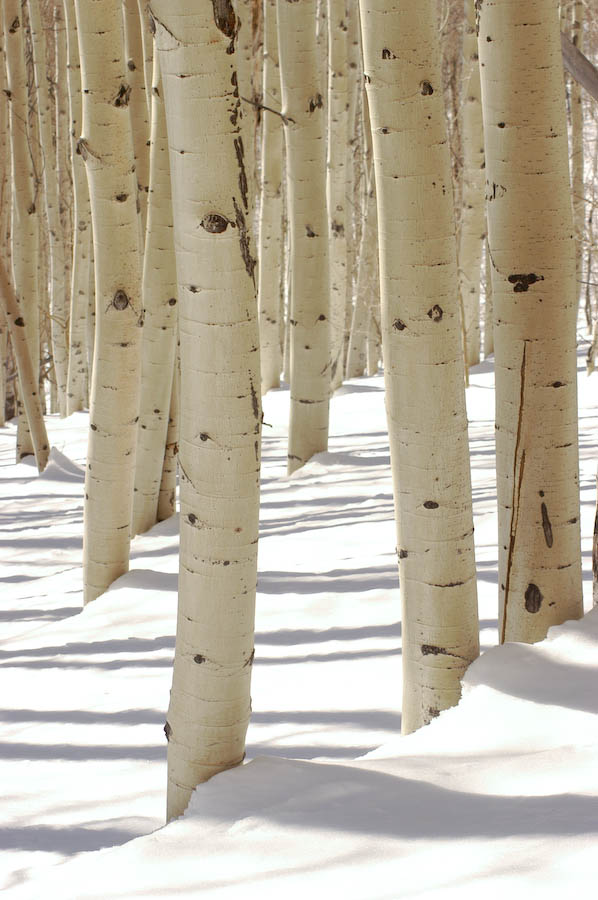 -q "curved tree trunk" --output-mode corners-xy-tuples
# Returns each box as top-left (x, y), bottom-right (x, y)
(359, 0), (479, 734)
(4, 0), (40, 462)
(478, 0), (583, 643)
(277, 0), (330, 473)
(75, 0), (143, 604)
(257, 0), (283, 393)
(132, 53), (177, 535)
(152, 1), (261, 821)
